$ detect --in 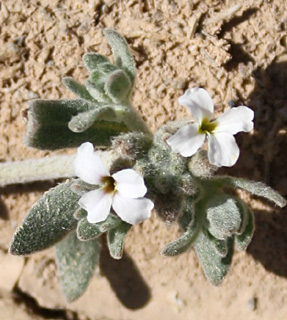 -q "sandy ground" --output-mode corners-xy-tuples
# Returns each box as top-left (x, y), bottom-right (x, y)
(1, 0), (287, 319)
